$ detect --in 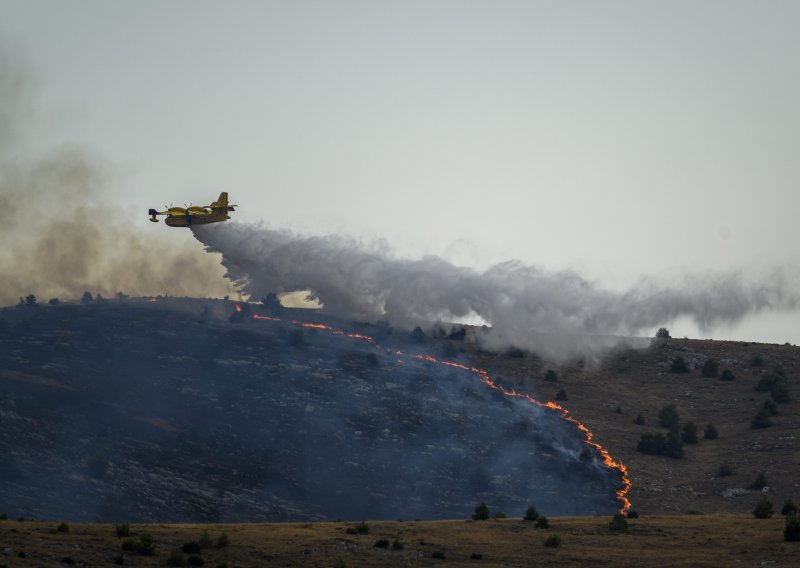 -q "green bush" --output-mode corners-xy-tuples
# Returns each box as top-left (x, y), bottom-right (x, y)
(554, 389), (568, 401)
(217, 532), (229, 547)
(670, 357), (689, 373)
(493, 511), (506, 519)
(753, 496), (774, 519)
(664, 428), (684, 458)
(658, 404), (679, 429)
(751, 408), (773, 429)
(391, 539), (404, 550)
(431, 550), (446, 559)
(637, 432), (666, 455)
(373, 539), (389, 549)
(523, 505), (540, 521)
(626, 510), (639, 519)
(703, 423), (718, 440)
(544, 534), (561, 547)
(770, 381), (790, 404)
(167, 550), (187, 567)
(755, 374), (781, 392)
(181, 542), (201, 554)
(718, 463), (733, 477)
(472, 502), (490, 521)
(608, 513), (628, 531)
(57, 522), (69, 533)
(633, 413), (645, 425)
(187, 555), (204, 566)
(355, 521), (370, 534)
(122, 533), (156, 556)
(115, 523), (130, 537)
(701, 359), (719, 378)
(763, 398), (779, 416)
(544, 370), (558, 382)
(655, 328), (670, 338)
(749, 472), (768, 490)
(785, 514), (800, 542)
(719, 369), (735, 381)
(0, 513), (7, 520)
(781, 500), (797, 516)
(681, 421), (698, 444)
(198, 530), (213, 549)
(752, 354), (764, 367)
(535, 516), (549, 529)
